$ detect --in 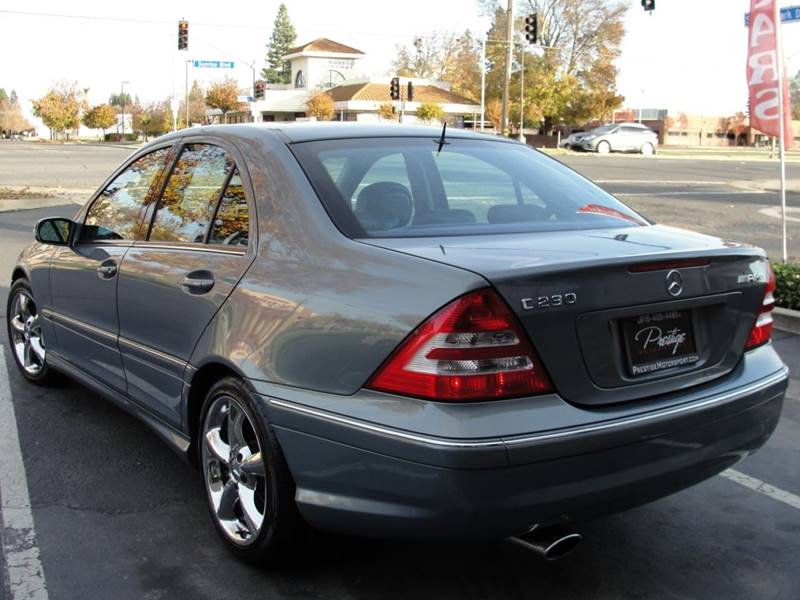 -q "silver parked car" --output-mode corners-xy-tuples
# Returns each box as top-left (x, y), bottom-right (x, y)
(8, 123), (787, 564)
(577, 122), (658, 155)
